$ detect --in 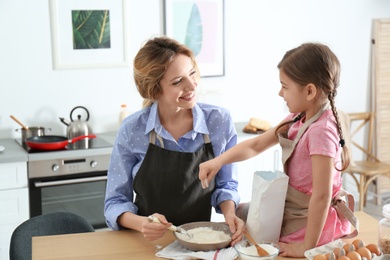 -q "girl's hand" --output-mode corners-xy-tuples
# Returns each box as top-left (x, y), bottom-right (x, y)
(199, 158), (222, 189)
(141, 213), (170, 241)
(277, 241), (306, 258)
